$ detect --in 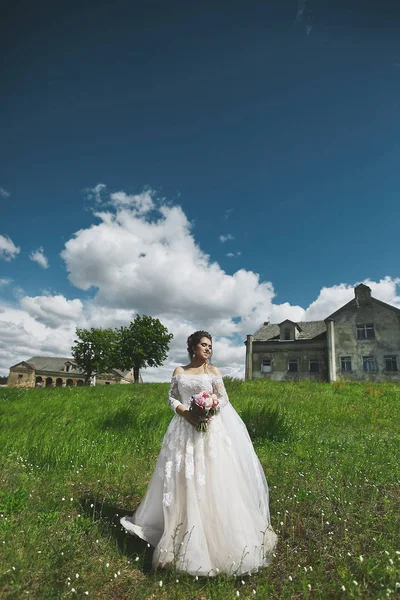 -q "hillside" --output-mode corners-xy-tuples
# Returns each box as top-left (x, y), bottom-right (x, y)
(1, 379), (399, 599)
